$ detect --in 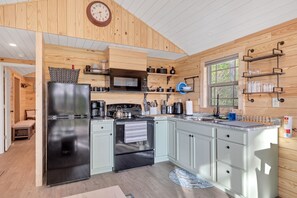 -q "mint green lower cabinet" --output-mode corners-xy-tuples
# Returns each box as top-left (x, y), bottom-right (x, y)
(176, 129), (192, 169)
(155, 120), (168, 163)
(193, 134), (214, 180)
(91, 121), (113, 175)
(168, 121), (176, 160)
